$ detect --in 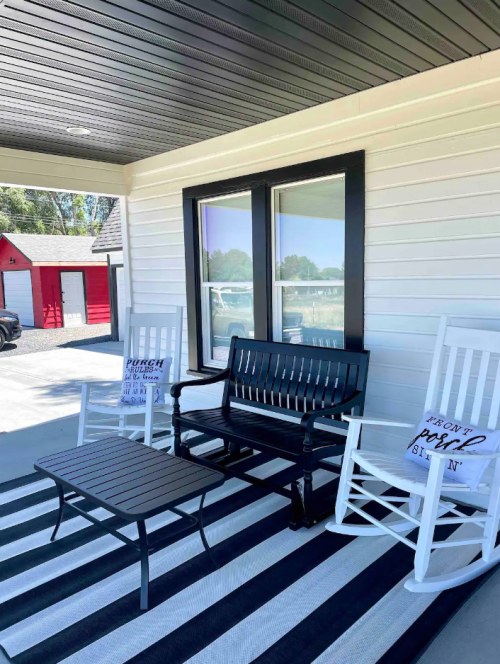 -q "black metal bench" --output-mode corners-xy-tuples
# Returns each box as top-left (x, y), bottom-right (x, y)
(171, 338), (369, 529)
